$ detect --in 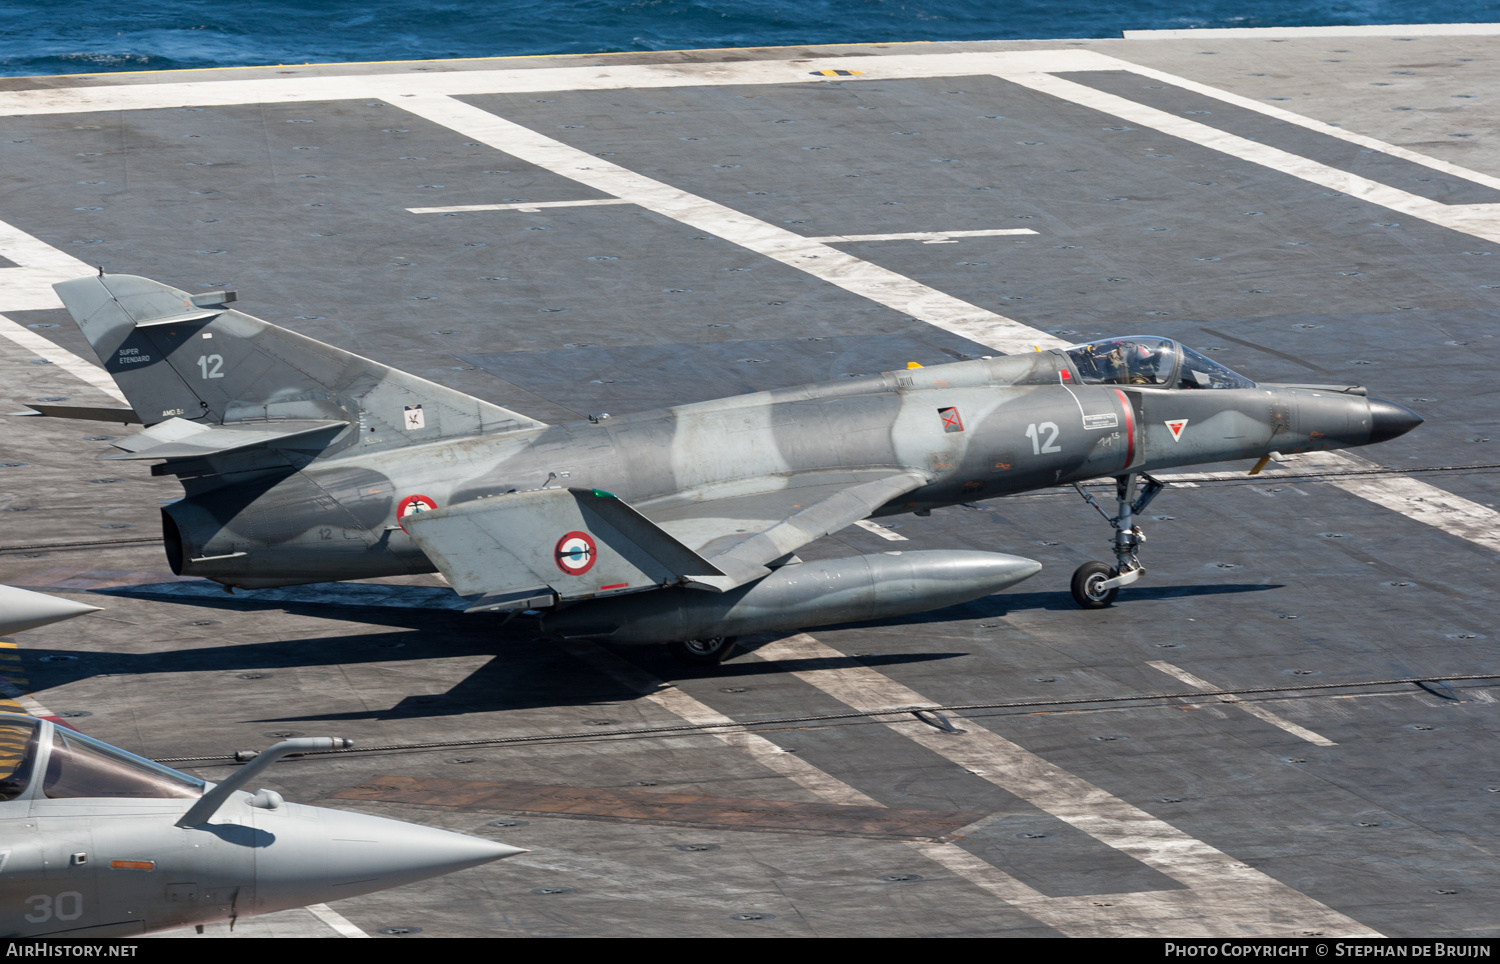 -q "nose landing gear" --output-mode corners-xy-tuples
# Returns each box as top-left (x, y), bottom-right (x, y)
(1070, 473), (1165, 609)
